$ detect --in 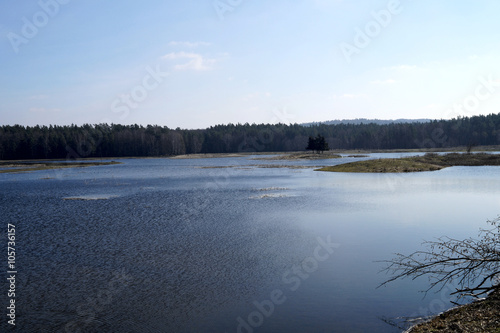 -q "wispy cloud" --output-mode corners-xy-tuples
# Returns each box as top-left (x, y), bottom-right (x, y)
(29, 107), (60, 113)
(29, 94), (49, 100)
(168, 41), (211, 48)
(162, 52), (216, 71)
(241, 91), (272, 101)
(29, 107), (46, 113)
(389, 65), (417, 71)
(370, 79), (396, 85)
(330, 93), (367, 99)
(340, 93), (358, 99)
